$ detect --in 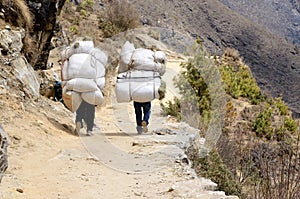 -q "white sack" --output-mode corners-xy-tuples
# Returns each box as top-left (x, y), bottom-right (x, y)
(90, 48), (106, 78)
(90, 48), (108, 68)
(118, 44), (166, 75)
(61, 53), (96, 80)
(115, 75), (161, 103)
(131, 48), (158, 67)
(61, 40), (94, 60)
(81, 89), (104, 106)
(64, 78), (98, 93)
(96, 77), (105, 90)
(154, 51), (167, 64)
(62, 90), (82, 112)
(119, 41), (135, 72)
